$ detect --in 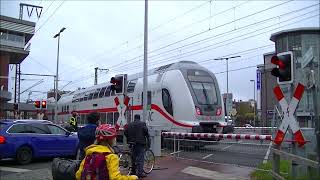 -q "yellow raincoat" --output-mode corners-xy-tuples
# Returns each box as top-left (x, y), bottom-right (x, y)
(76, 144), (137, 180)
